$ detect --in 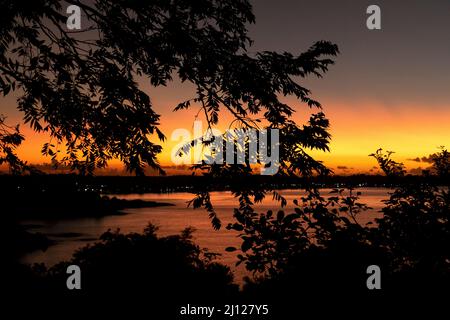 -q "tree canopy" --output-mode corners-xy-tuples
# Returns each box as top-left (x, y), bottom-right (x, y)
(0, 0), (338, 176)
